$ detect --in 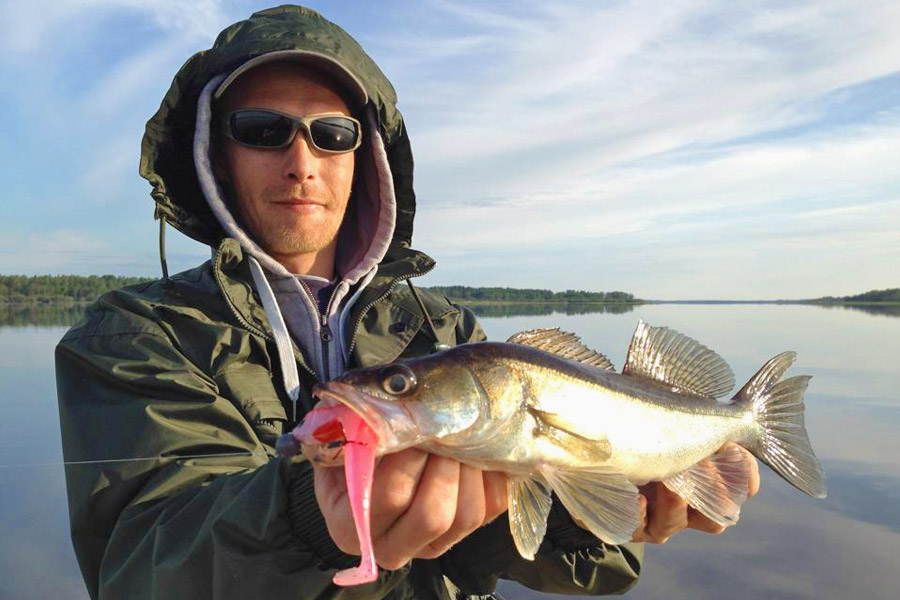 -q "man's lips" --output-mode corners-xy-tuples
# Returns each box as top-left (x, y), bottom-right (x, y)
(271, 198), (328, 213)
(273, 197), (326, 207)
